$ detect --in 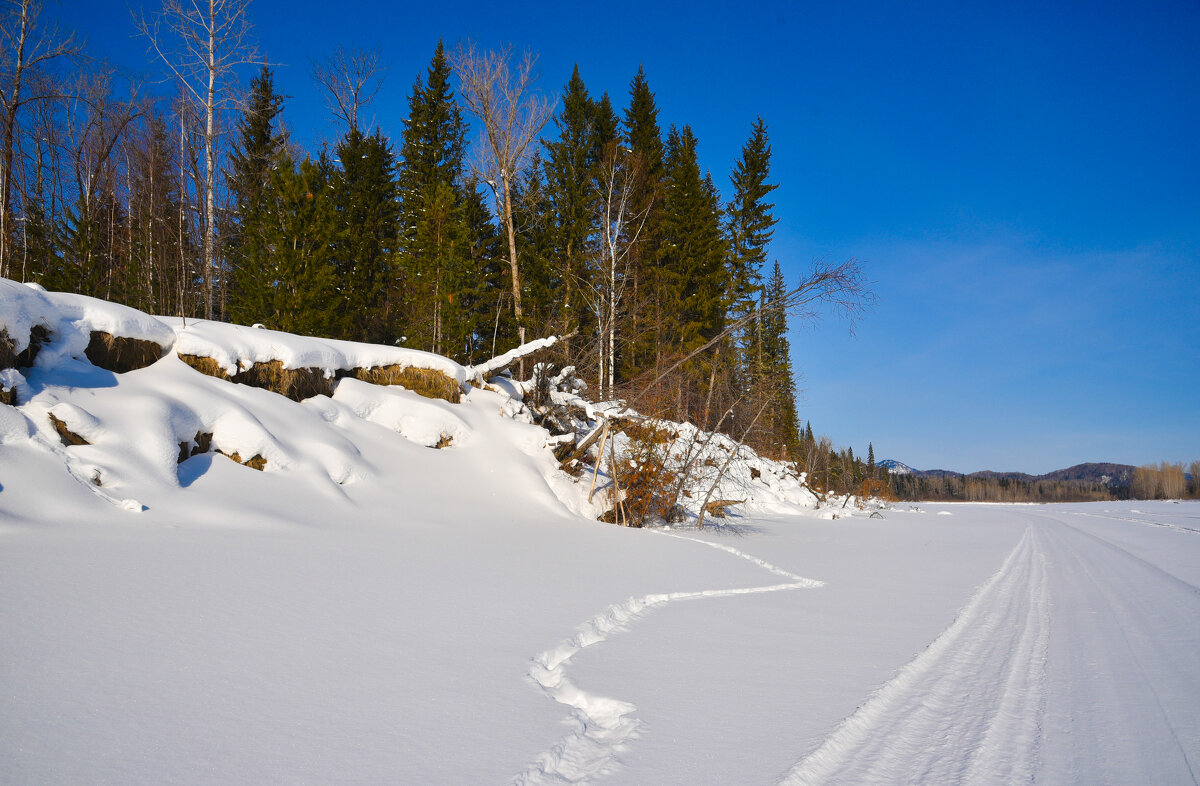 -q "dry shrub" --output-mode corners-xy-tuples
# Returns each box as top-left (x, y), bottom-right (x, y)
(609, 429), (678, 527)
(350, 365), (461, 403)
(219, 450), (267, 471)
(702, 499), (743, 518)
(179, 354), (462, 404)
(48, 412), (89, 446)
(1, 384), (15, 406)
(179, 355), (334, 402)
(433, 433), (454, 449)
(85, 331), (168, 374)
(179, 354), (232, 381)
(237, 361), (334, 401)
(615, 419), (674, 445)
